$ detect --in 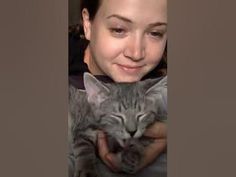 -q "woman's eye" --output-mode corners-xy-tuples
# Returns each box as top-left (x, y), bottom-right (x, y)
(109, 28), (127, 37)
(149, 31), (164, 38)
(111, 28), (125, 33)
